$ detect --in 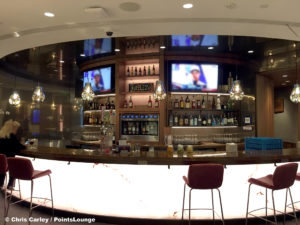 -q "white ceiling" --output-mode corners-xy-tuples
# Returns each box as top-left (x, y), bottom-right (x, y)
(1, 0), (300, 57)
